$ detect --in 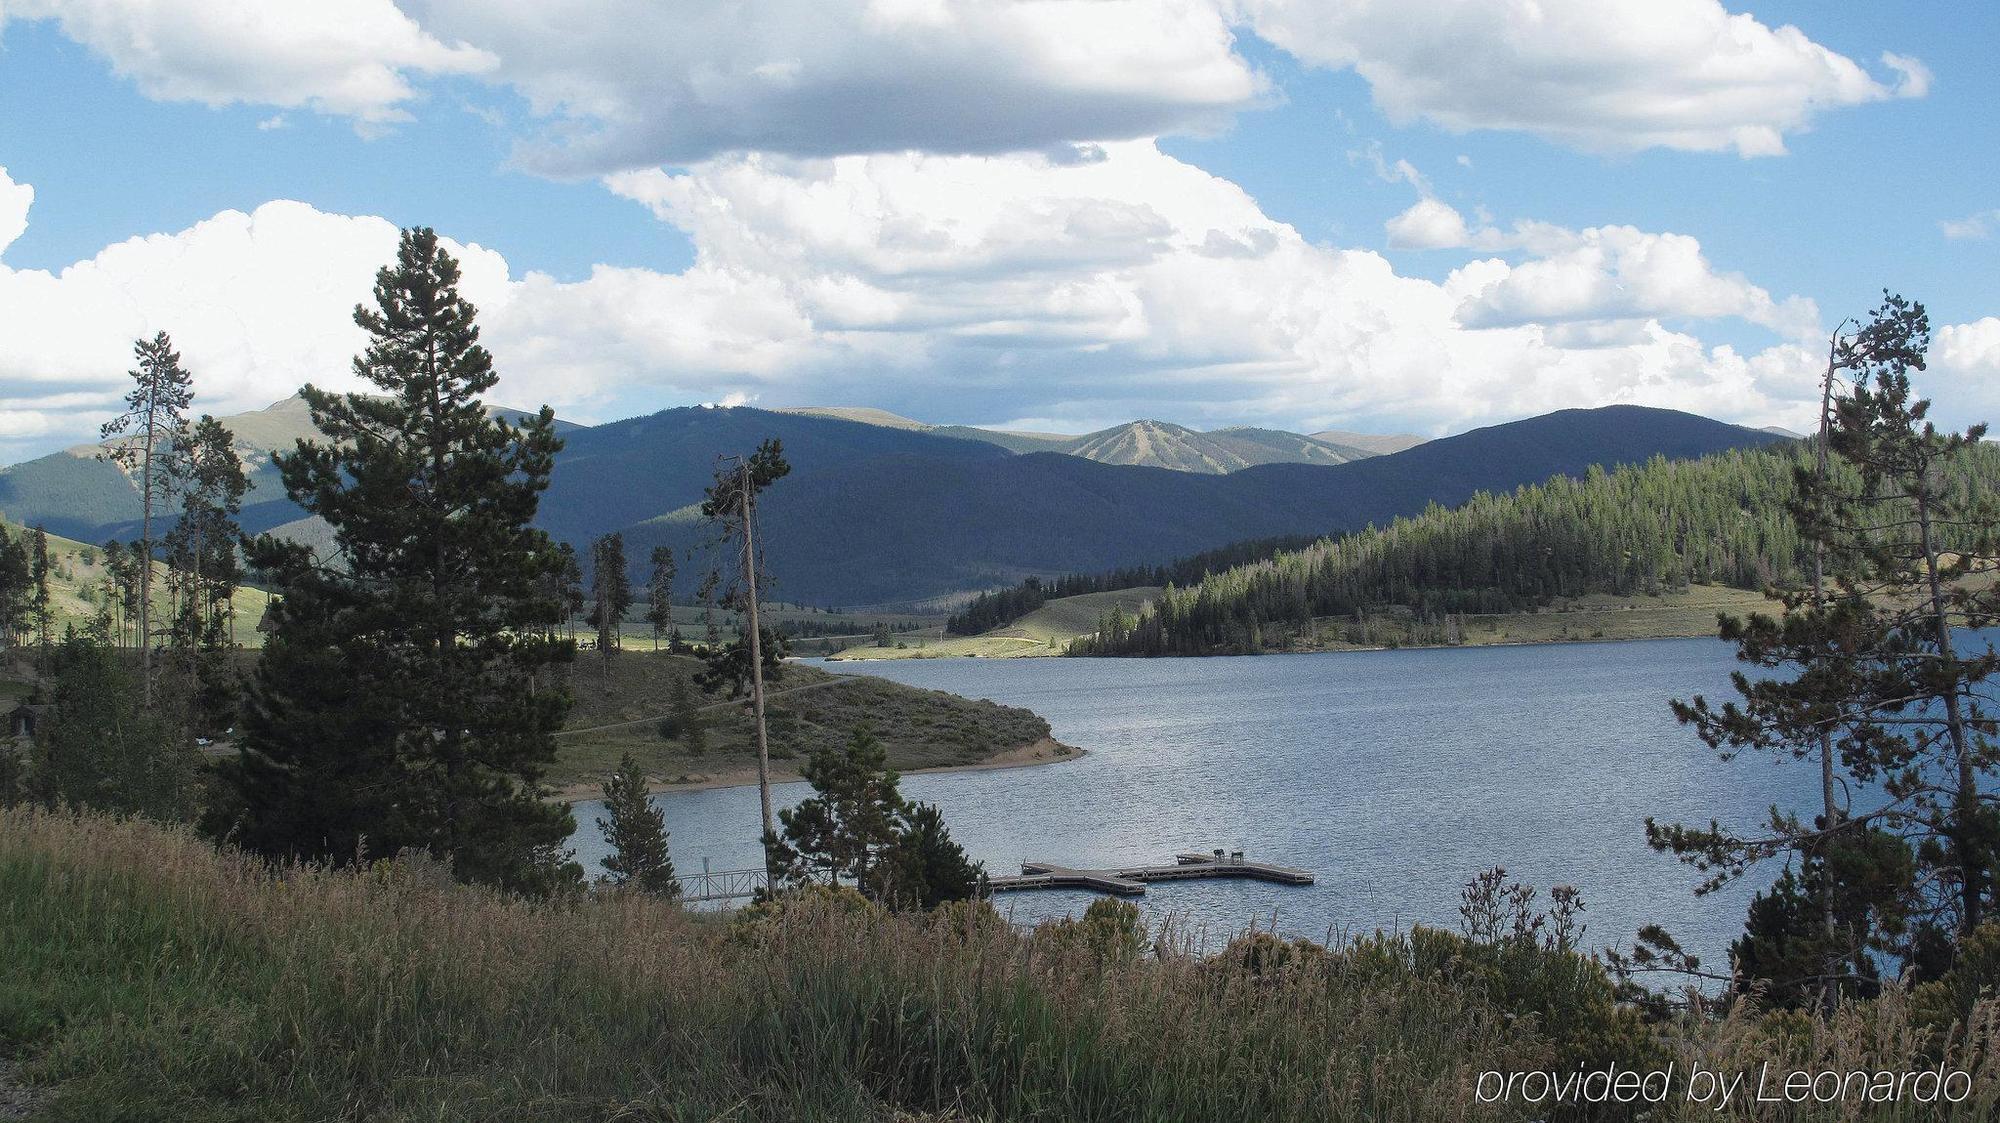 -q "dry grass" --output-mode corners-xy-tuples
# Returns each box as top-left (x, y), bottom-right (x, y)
(3, 809), (1998, 1120)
